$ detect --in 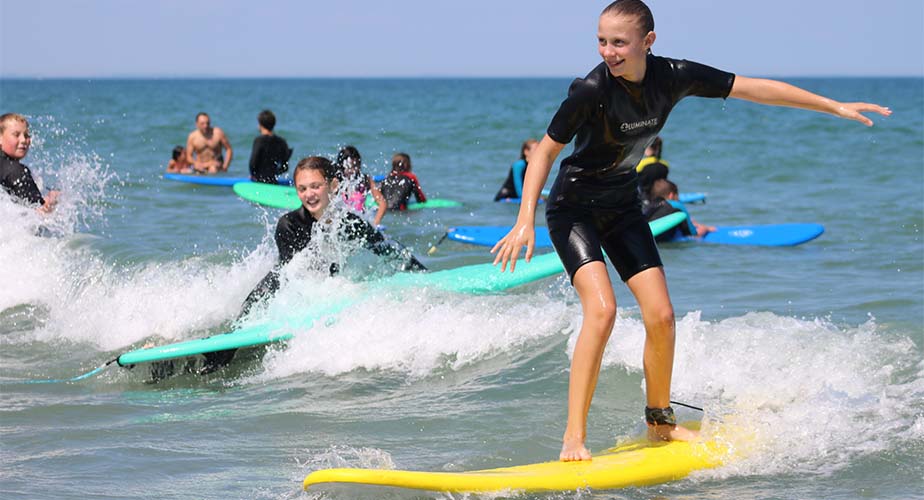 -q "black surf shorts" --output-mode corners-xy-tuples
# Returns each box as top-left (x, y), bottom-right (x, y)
(546, 202), (662, 283)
